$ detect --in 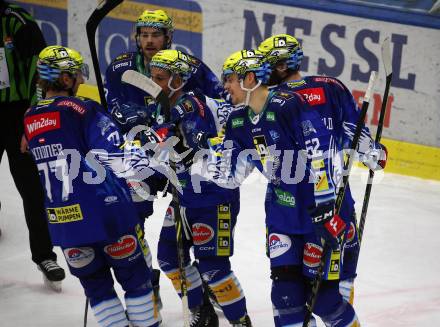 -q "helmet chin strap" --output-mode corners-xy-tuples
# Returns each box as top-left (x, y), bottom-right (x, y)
(240, 79), (261, 106)
(167, 74), (186, 98)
